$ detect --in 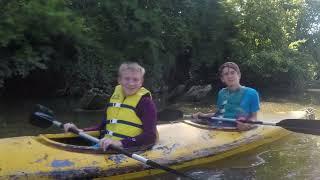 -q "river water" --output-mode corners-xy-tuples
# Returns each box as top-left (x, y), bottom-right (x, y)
(0, 96), (320, 180)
